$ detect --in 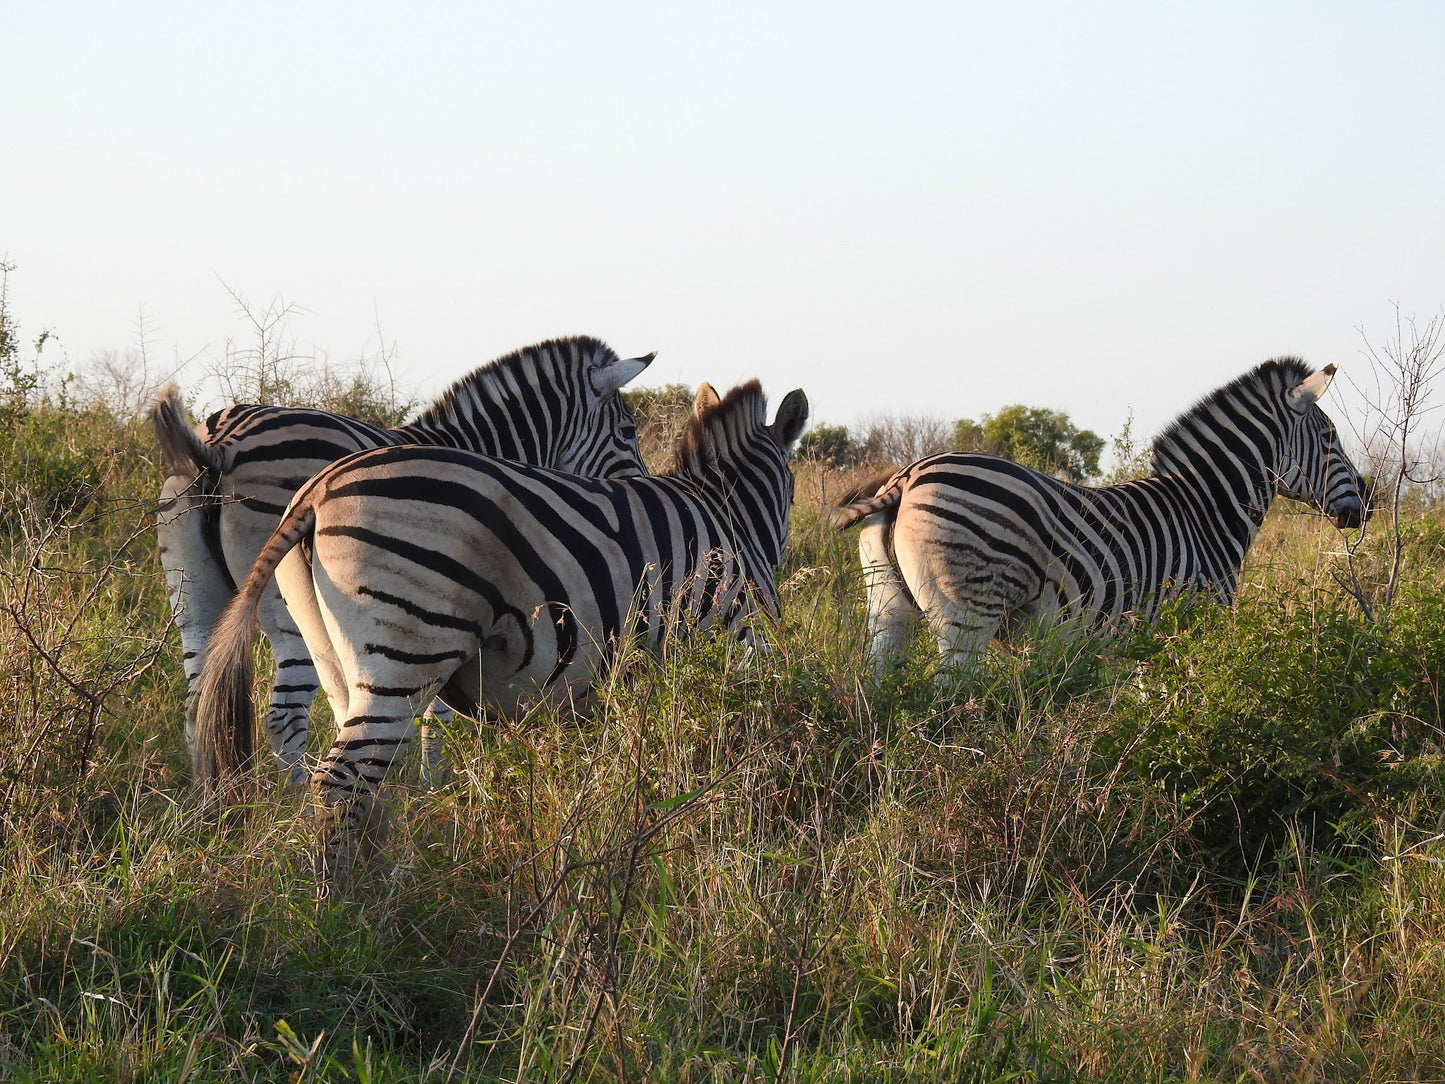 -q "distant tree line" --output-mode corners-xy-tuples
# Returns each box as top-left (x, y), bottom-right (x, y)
(791, 403), (1104, 481)
(622, 384), (1106, 481)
